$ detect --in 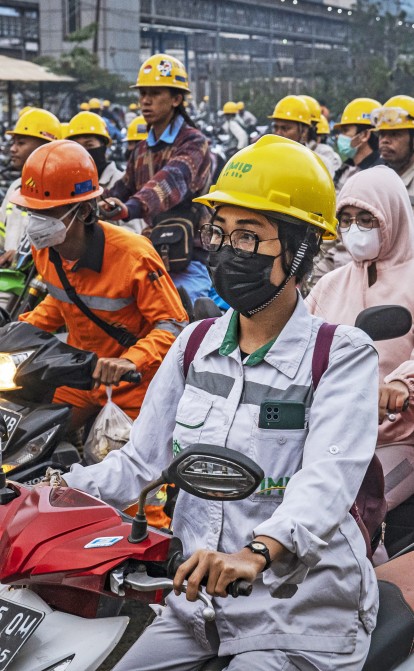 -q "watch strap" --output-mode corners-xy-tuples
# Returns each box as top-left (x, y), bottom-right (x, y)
(244, 541), (271, 571)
